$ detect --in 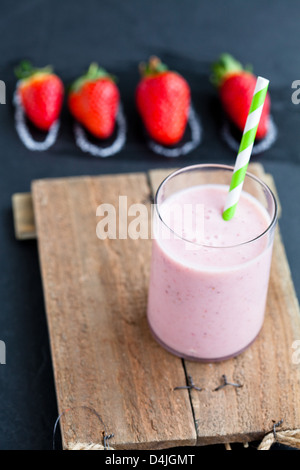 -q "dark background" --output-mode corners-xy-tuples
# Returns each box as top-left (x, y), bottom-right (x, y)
(0, 0), (299, 450)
